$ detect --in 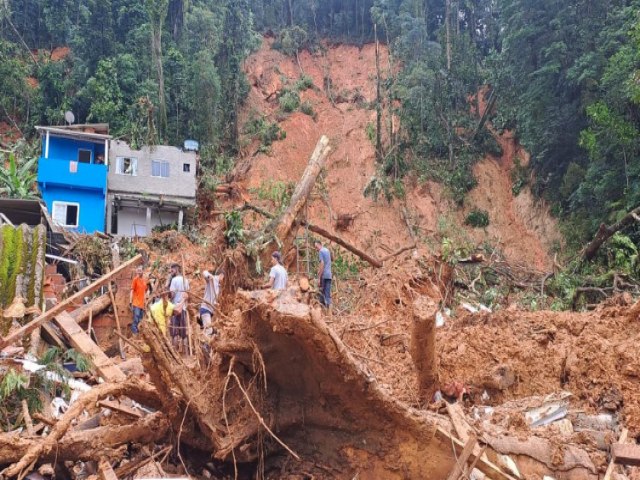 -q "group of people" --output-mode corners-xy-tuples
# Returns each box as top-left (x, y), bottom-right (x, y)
(128, 240), (333, 347)
(263, 241), (332, 307)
